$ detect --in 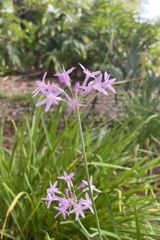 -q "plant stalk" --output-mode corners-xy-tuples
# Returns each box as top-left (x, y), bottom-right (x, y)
(77, 107), (103, 240)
